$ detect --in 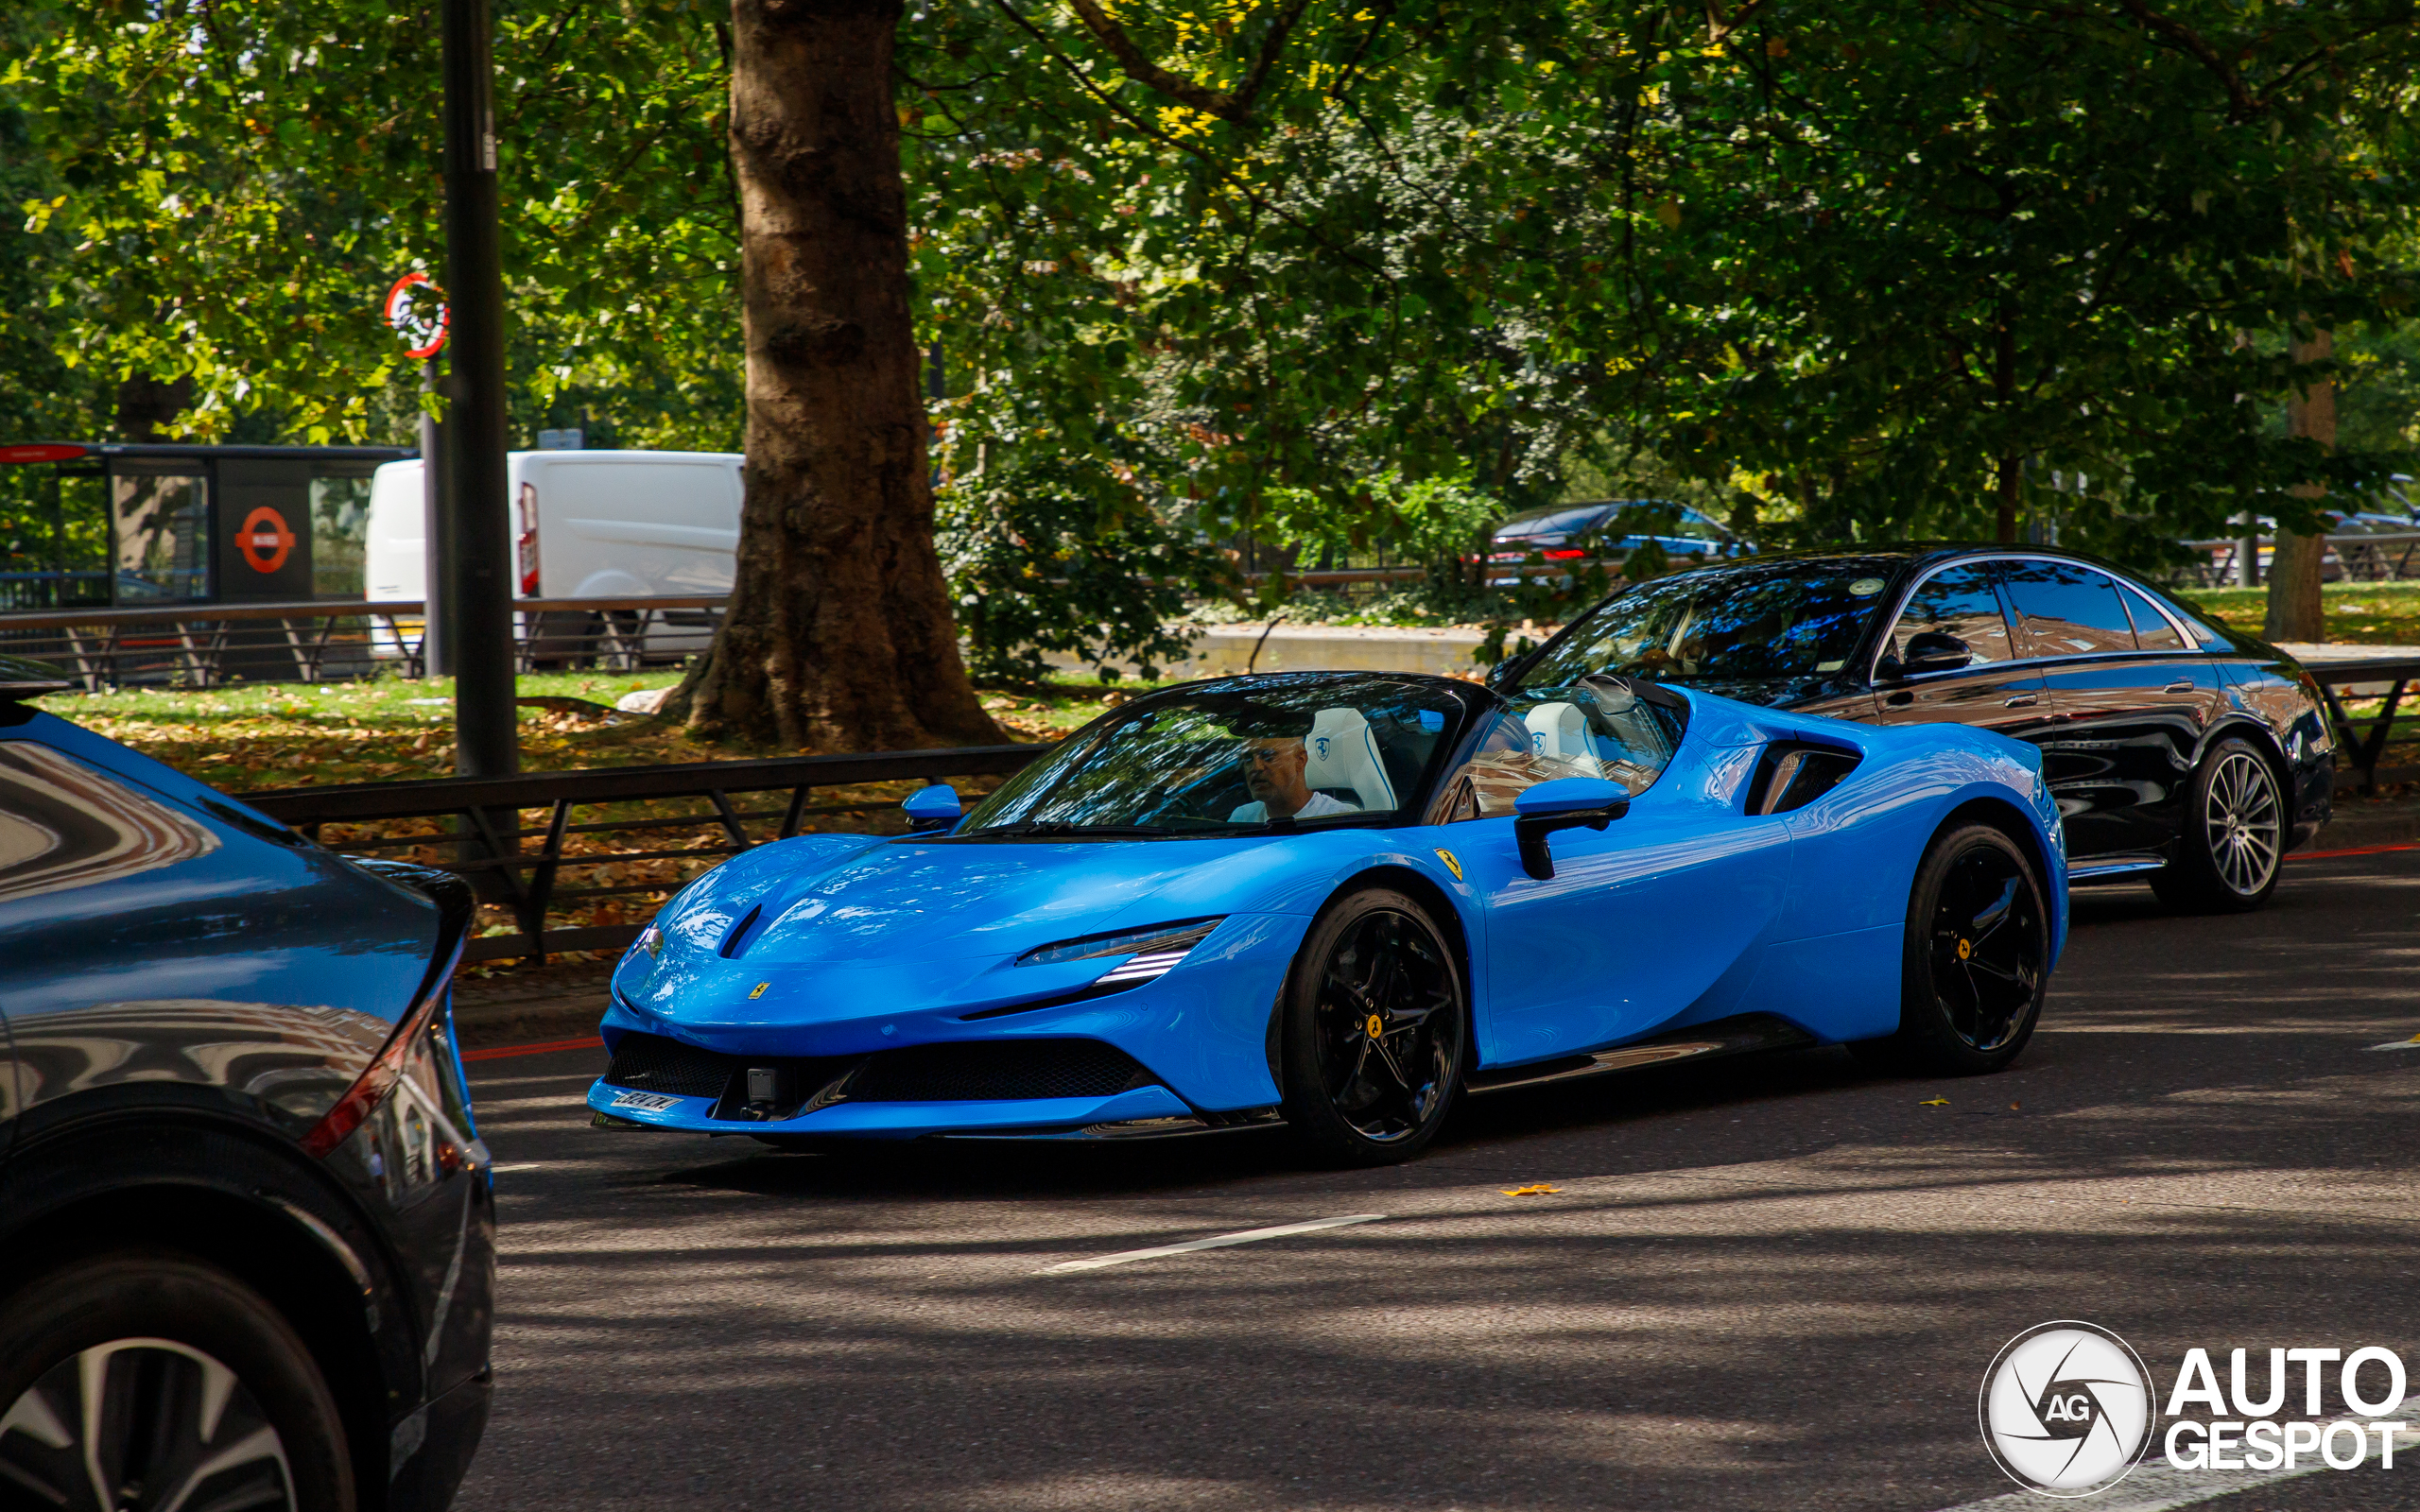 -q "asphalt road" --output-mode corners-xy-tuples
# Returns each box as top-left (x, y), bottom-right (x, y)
(452, 849), (2420, 1512)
